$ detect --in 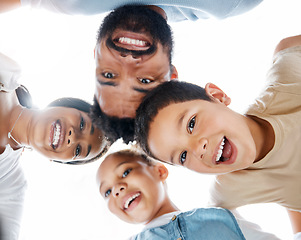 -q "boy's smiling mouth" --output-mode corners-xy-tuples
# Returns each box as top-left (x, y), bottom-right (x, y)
(123, 192), (141, 211)
(213, 137), (236, 165)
